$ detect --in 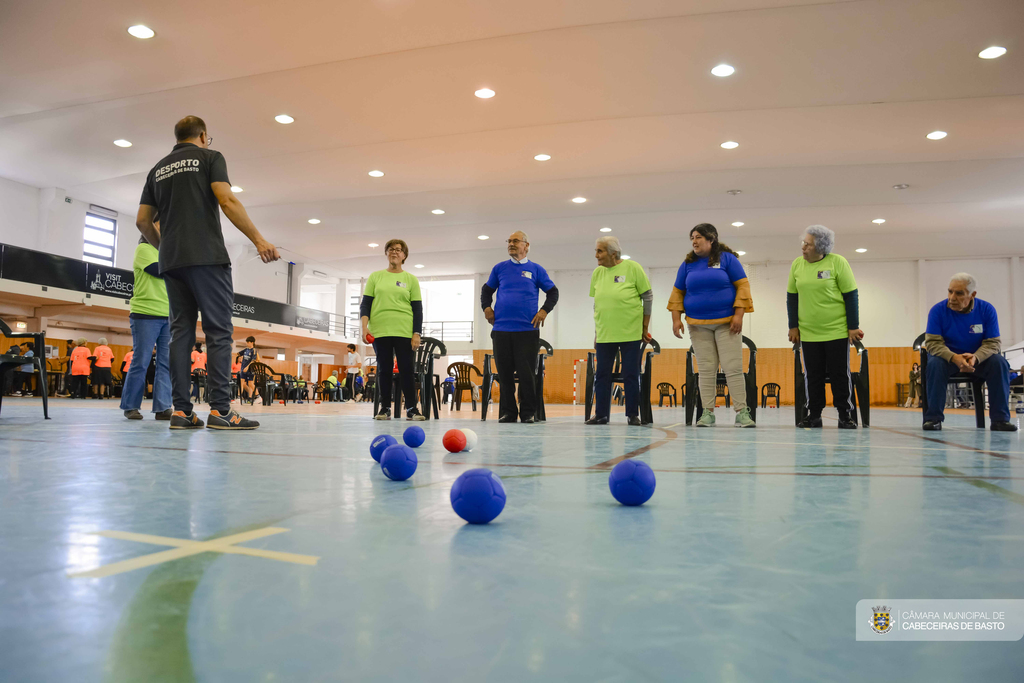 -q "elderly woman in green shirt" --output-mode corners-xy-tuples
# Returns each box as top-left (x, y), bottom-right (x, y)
(586, 236), (653, 426)
(787, 224), (864, 429)
(360, 238), (426, 421)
